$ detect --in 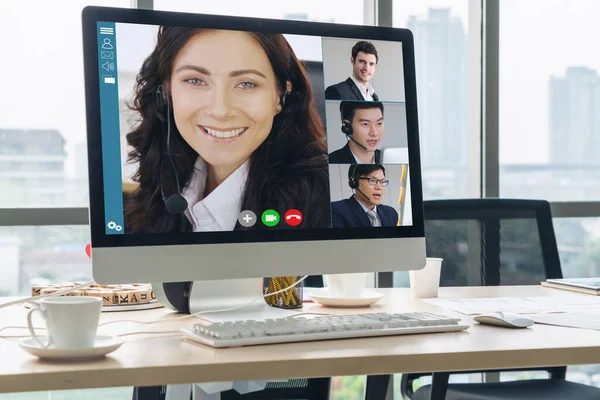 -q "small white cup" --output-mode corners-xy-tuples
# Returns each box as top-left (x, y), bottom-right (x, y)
(324, 273), (368, 299)
(409, 258), (443, 298)
(27, 296), (102, 349)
